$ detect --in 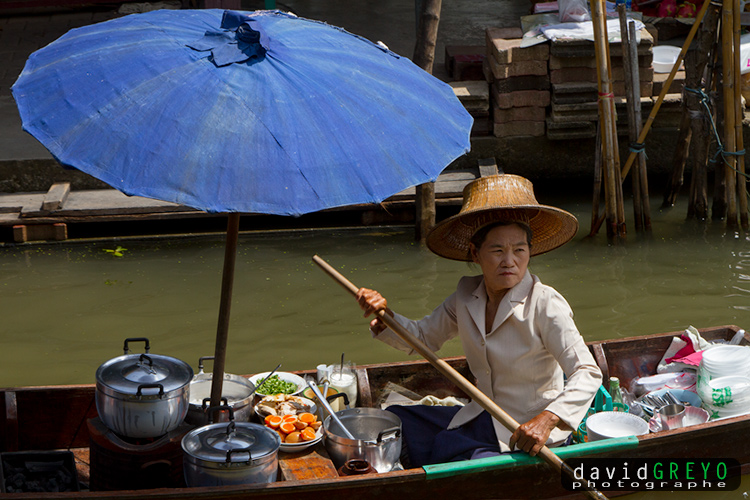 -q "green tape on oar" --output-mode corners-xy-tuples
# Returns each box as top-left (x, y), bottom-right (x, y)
(423, 436), (640, 479)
